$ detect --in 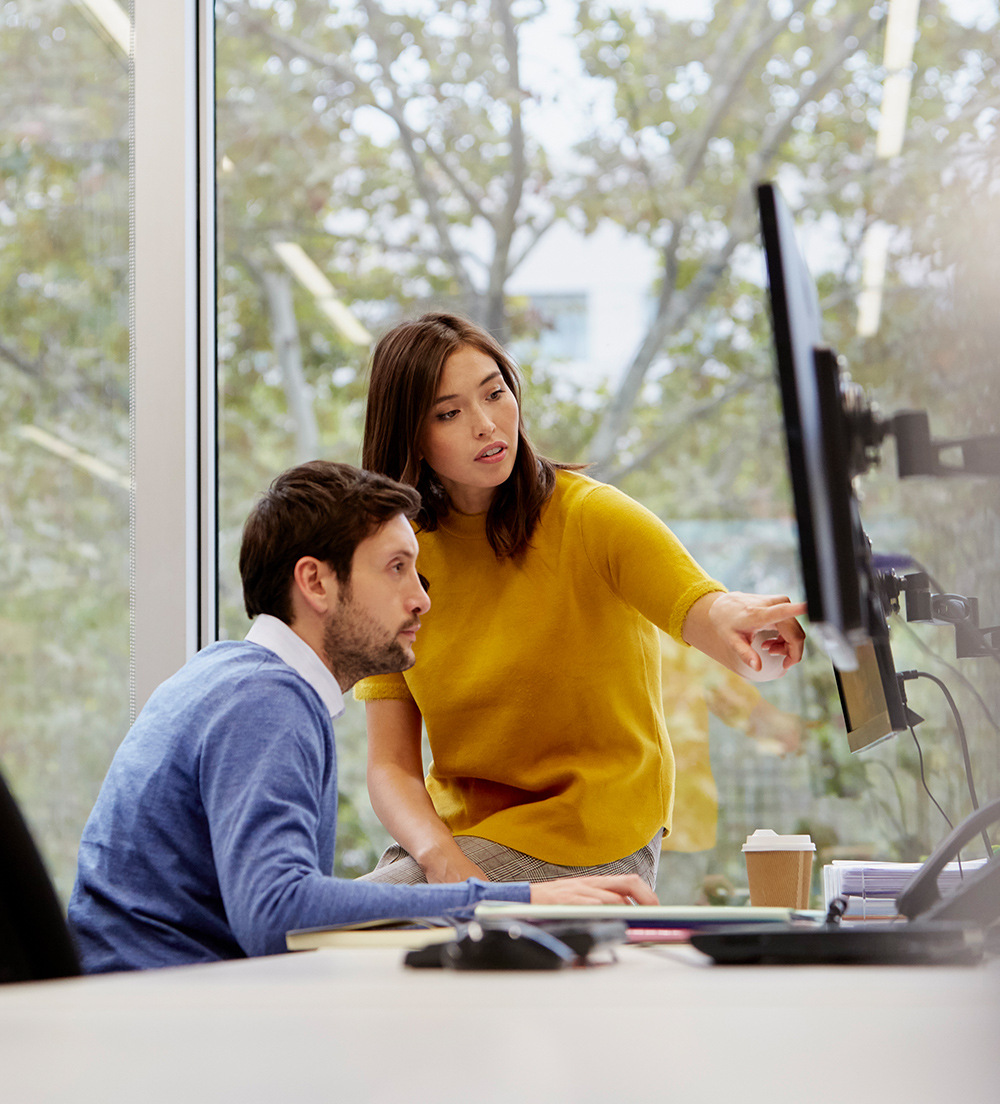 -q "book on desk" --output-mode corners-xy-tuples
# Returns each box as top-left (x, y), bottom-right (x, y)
(286, 916), (462, 951)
